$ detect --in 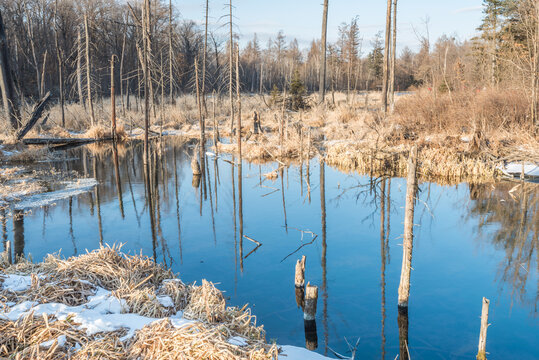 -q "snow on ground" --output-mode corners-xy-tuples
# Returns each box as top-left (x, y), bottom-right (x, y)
(499, 162), (539, 178)
(0, 274), (335, 359)
(14, 178), (98, 210)
(0, 274), (33, 291)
